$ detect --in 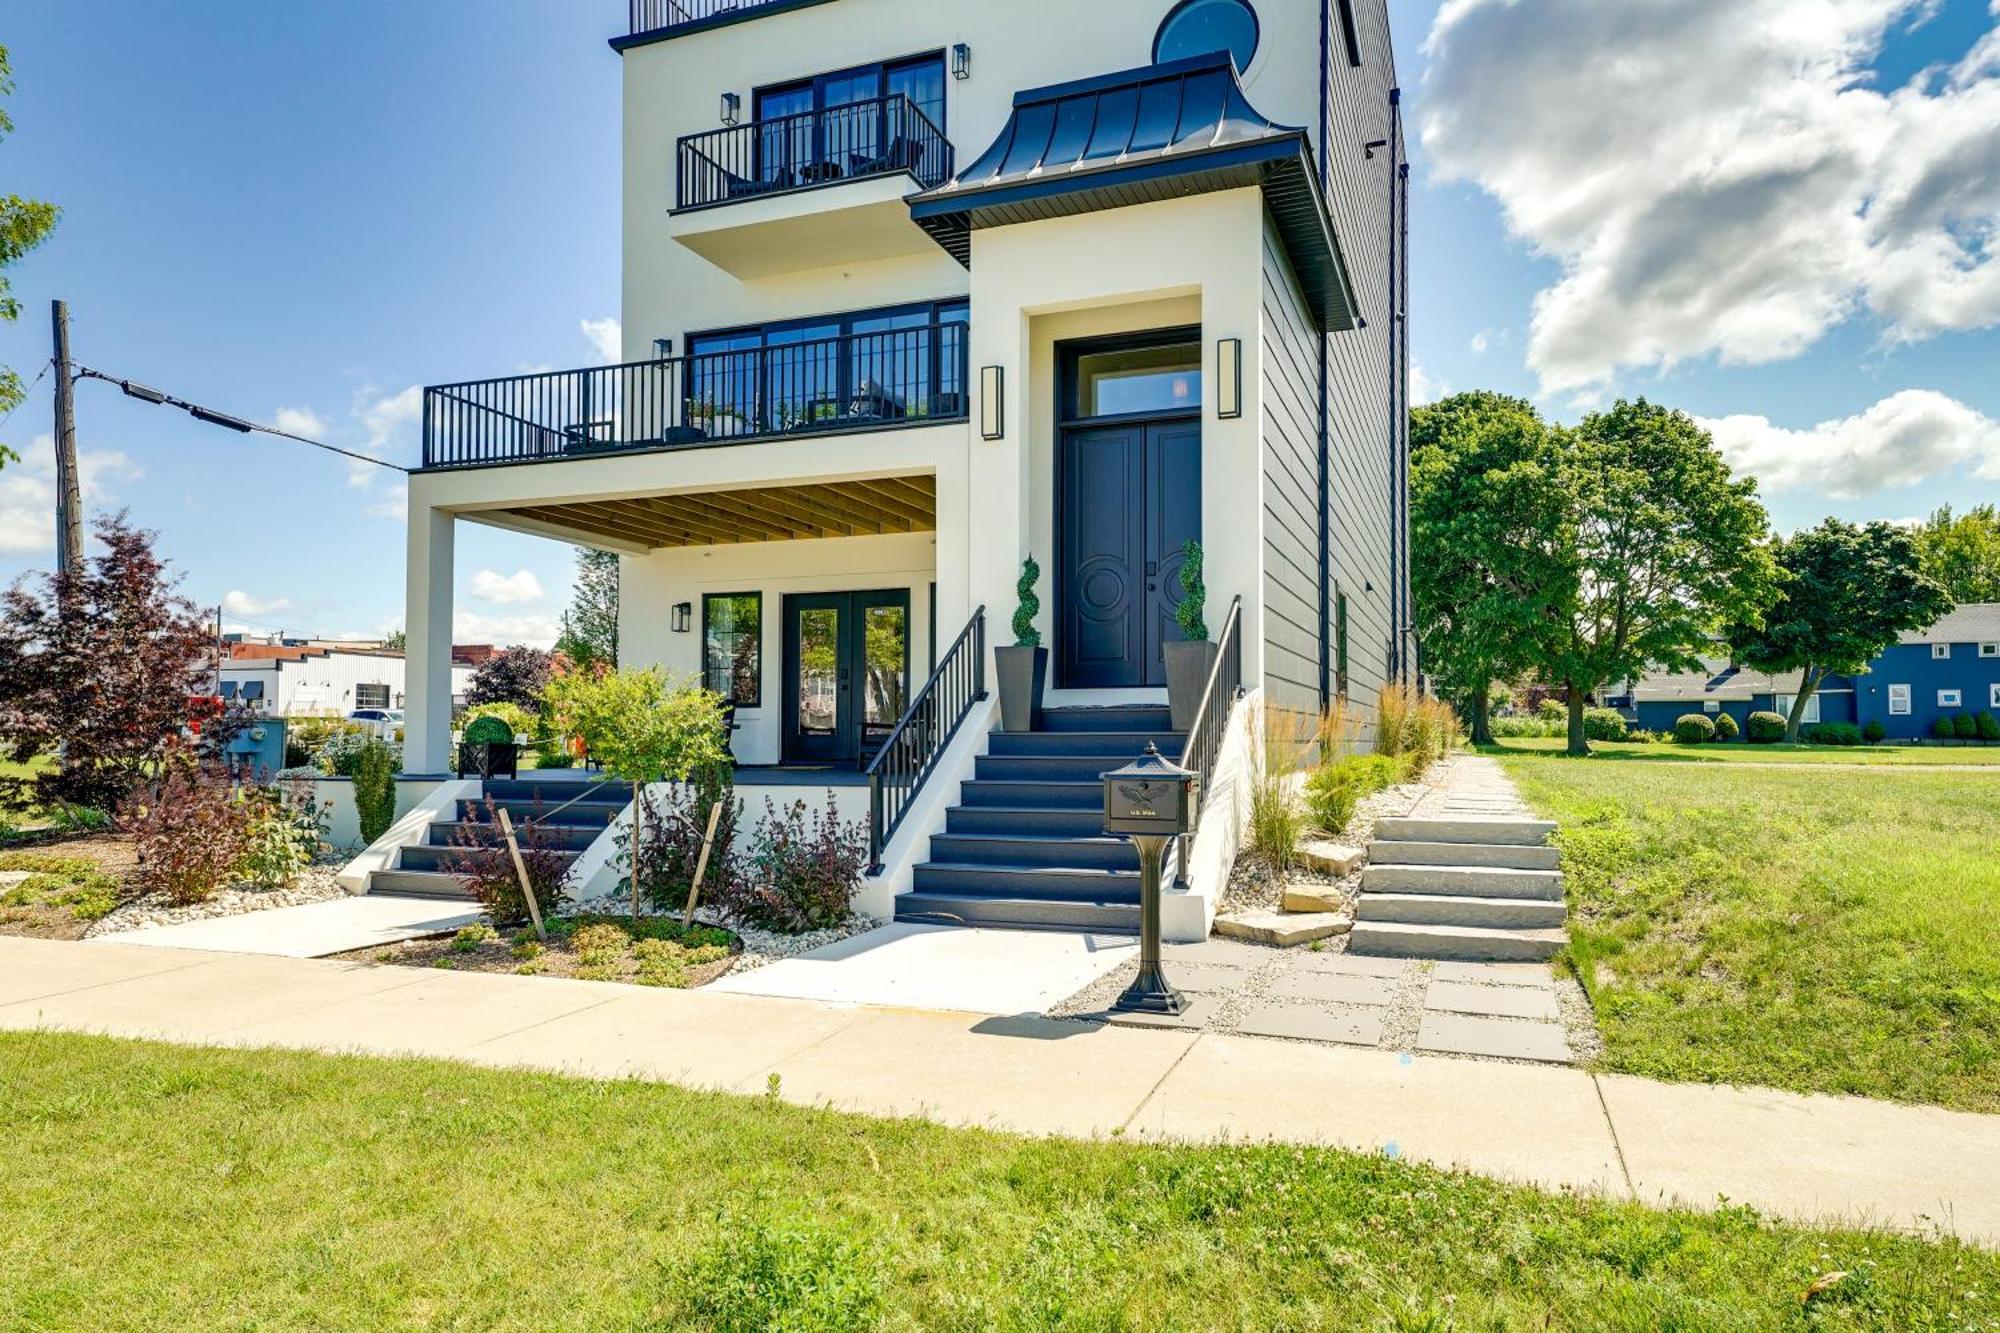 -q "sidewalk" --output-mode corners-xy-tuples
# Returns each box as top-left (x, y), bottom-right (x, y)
(3, 935), (1996, 1246)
